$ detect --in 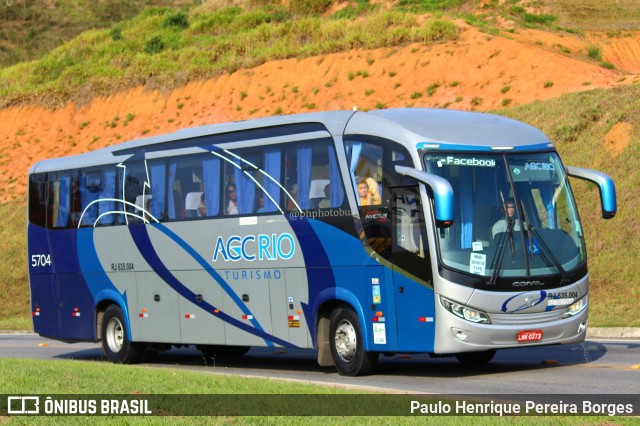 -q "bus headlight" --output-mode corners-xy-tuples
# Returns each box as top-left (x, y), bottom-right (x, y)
(440, 296), (491, 324)
(562, 295), (588, 319)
